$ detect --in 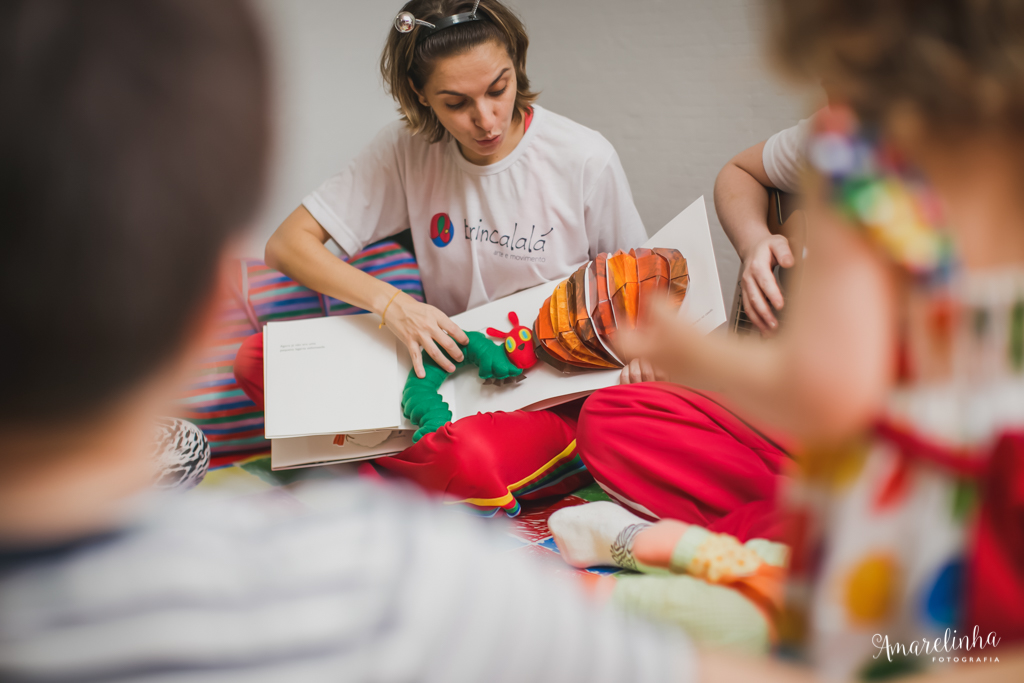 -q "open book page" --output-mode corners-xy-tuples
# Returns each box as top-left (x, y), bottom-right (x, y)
(264, 314), (404, 438)
(270, 329), (457, 470)
(655, 196), (726, 334)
